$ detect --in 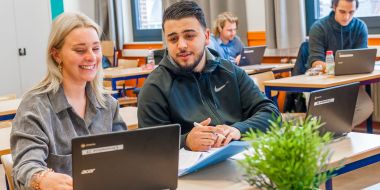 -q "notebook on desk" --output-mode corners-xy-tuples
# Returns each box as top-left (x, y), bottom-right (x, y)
(283, 83), (360, 137)
(72, 124), (180, 190)
(334, 48), (377, 76)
